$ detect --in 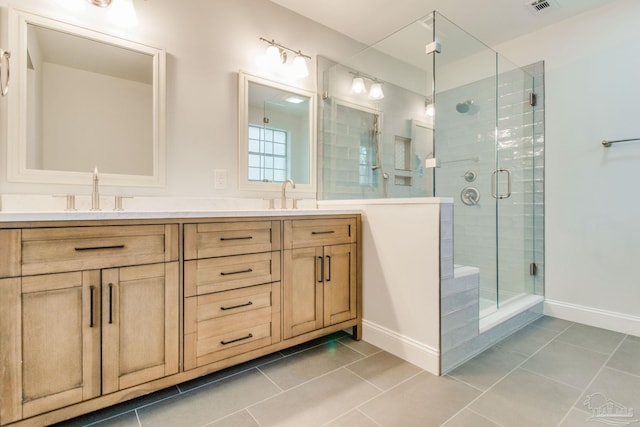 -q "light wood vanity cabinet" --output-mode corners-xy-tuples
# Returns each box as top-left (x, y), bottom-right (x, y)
(0, 224), (179, 425)
(283, 218), (358, 339)
(183, 221), (281, 370)
(0, 214), (360, 426)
